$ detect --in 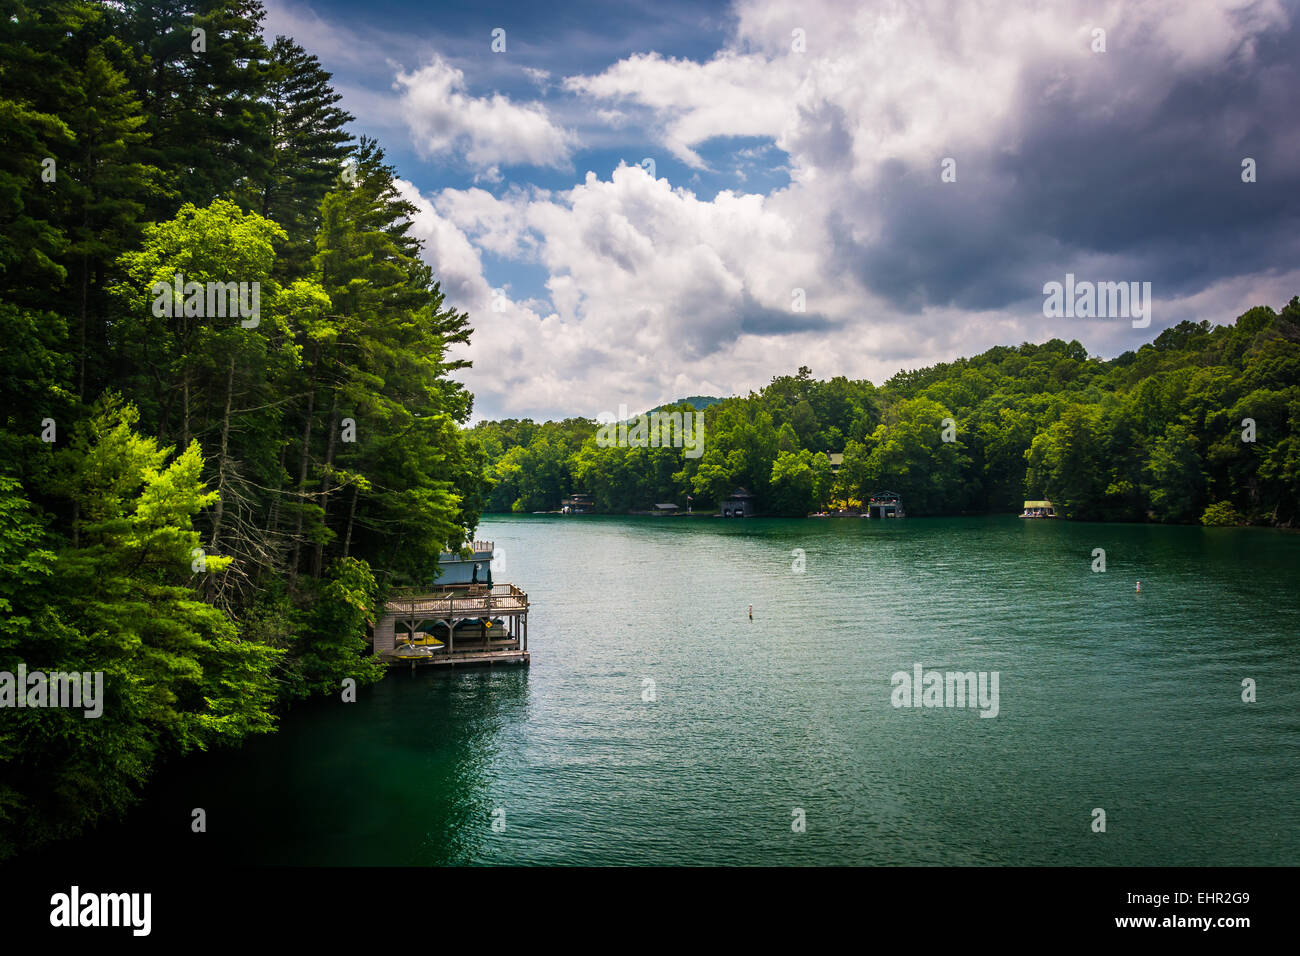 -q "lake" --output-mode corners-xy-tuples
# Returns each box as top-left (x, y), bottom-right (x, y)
(73, 515), (1299, 865)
